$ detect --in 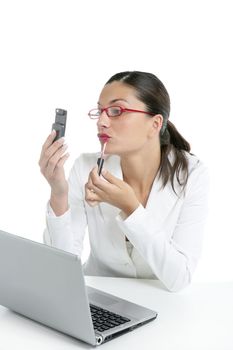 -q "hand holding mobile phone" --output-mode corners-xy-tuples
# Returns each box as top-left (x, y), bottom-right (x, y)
(52, 108), (67, 142)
